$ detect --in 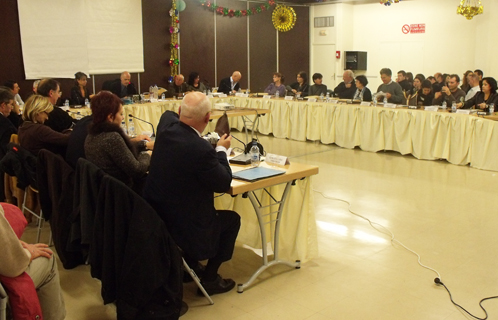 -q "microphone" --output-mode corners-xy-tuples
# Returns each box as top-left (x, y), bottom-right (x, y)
(128, 114), (155, 137)
(434, 278), (441, 284)
(230, 134), (247, 154)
